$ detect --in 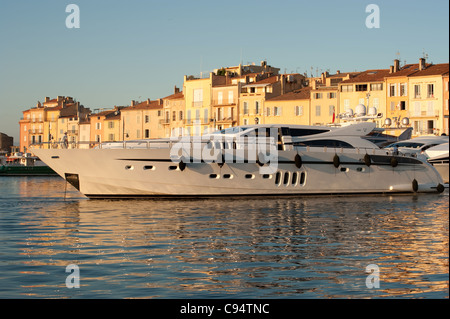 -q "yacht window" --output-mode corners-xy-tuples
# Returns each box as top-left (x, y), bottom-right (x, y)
(294, 139), (354, 149)
(283, 172), (290, 185)
(289, 128), (330, 136)
(275, 172), (281, 185)
(292, 172), (298, 185)
(299, 172), (306, 185)
(386, 142), (424, 149)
